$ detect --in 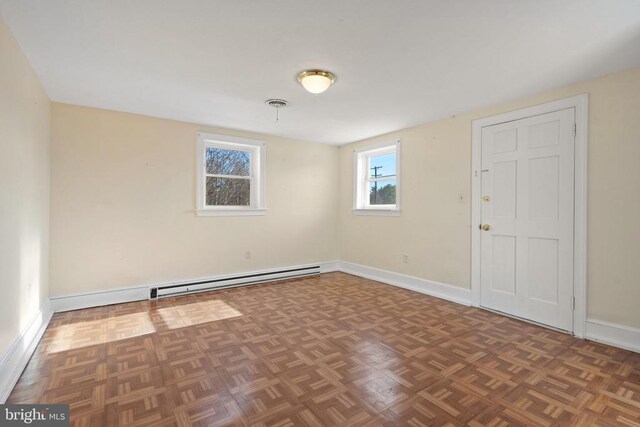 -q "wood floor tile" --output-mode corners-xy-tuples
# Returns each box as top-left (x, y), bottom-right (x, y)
(301, 389), (380, 426)
(382, 395), (455, 426)
(177, 396), (246, 427)
(411, 347), (467, 377)
(448, 363), (518, 400)
(384, 359), (443, 393)
(246, 404), (323, 427)
(416, 378), (494, 425)
(319, 354), (377, 384)
(231, 378), (301, 422)
(352, 342), (406, 369)
(499, 384), (581, 426)
(492, 341), (555, 369)
(474, 350), (542, 383)
(7, 272), (639, 426)
(280, 365), (346, 402)
(347, 370), (411, 411)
